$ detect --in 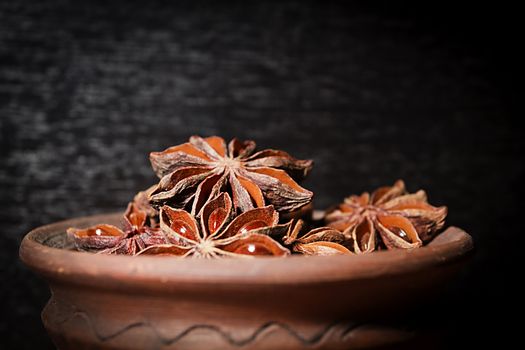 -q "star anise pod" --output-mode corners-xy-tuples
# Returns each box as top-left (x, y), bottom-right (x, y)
(325, 180), (447, 253)
(282, 220), (352, 256)
(132, 185), (159, 227)
(148, 136), (313, 216)
(139, 192), (290, 258)
(67, 202), (171, 255)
